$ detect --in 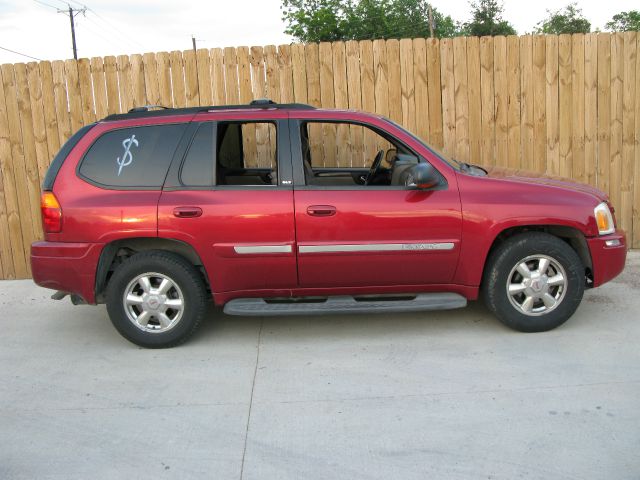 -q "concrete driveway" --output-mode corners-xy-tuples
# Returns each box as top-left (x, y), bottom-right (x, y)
(1, 253), (639, 480)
